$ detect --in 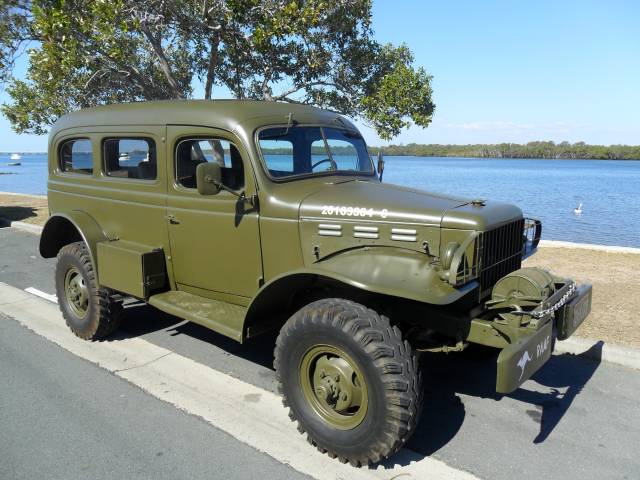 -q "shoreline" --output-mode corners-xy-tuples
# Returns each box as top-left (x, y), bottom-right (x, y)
(4, 152), (640, 161)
